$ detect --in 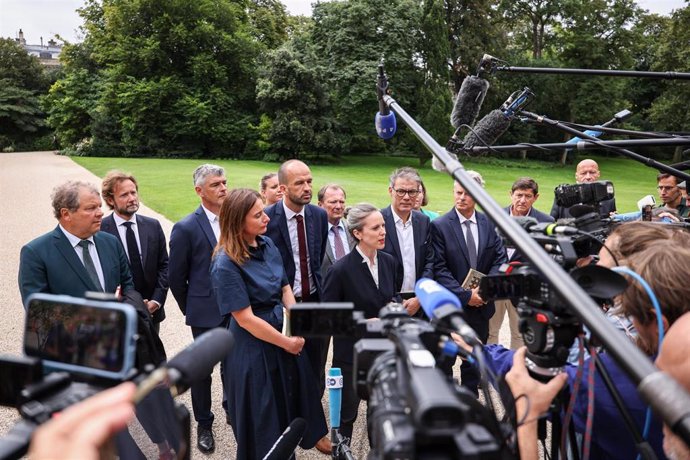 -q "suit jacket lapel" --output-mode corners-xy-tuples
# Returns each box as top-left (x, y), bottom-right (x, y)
(136, 216), (149, 267)
(53, 227), (98, 291)
(304, 205), (316, 260)
(476, 213), (487, 263)
(275, 203), (293, 256)
(382, 207), (402, 264)
(449, 210), (471, 266)
(352, 249), (378, 293)
(195, 206), (217, 248)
